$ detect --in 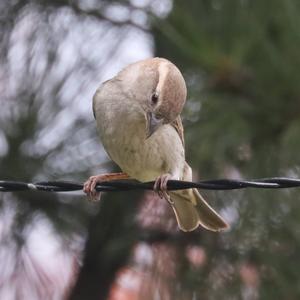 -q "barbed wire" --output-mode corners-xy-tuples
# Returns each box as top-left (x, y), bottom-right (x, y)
(0, 177), (300, 193)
